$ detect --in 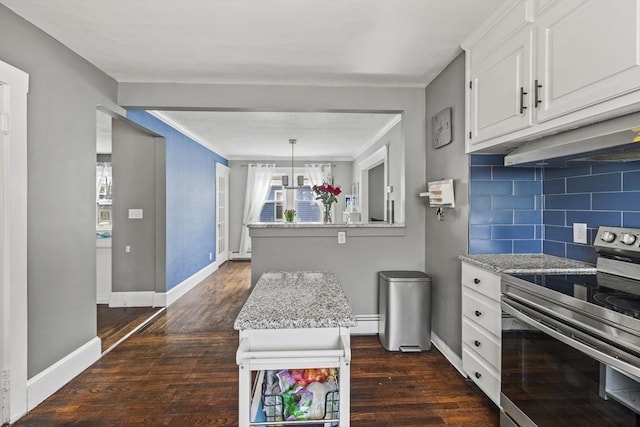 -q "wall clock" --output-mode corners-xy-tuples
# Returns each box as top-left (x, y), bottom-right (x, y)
(432, 107), (452, 149)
